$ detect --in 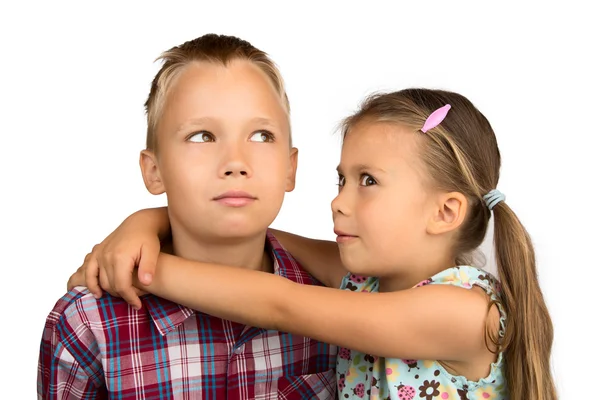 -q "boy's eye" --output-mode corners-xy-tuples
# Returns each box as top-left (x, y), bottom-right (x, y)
(249, 130), (275, 143)
(337, 175), (346, 187)
(188, 131), (215, 143)
(360, 174), (377, 186)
